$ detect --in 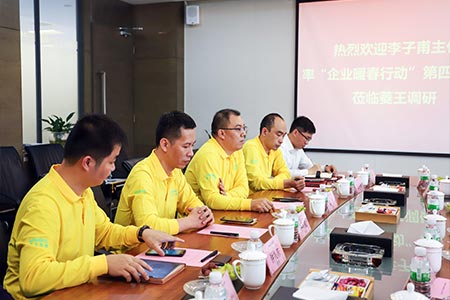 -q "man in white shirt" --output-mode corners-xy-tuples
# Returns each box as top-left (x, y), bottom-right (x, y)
(280, 116), (337, 177)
